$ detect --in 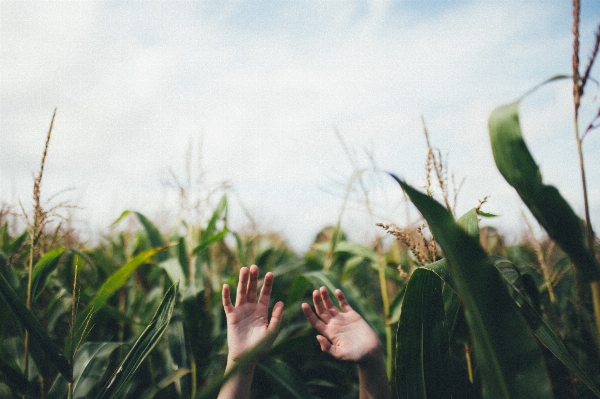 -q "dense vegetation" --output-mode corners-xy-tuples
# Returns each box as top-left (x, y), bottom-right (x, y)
(1, 3), (599, 399)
